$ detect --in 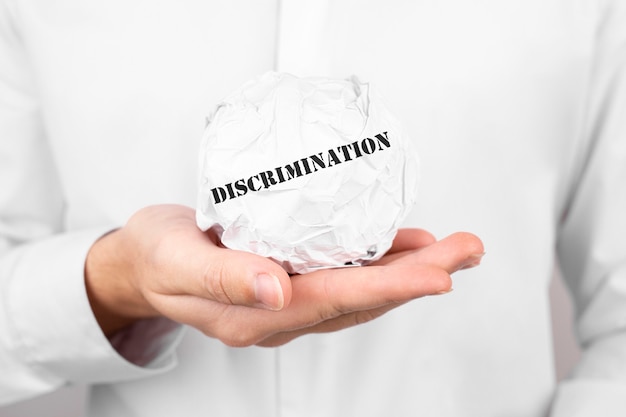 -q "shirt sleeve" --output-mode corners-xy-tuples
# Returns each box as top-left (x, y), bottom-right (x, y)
(552, 0), (626, 415)
(0, 0), (183, 406)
